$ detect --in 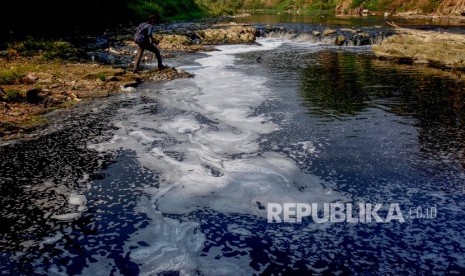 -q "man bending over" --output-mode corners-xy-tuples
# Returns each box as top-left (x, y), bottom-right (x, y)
(133, 15), (166, 73)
